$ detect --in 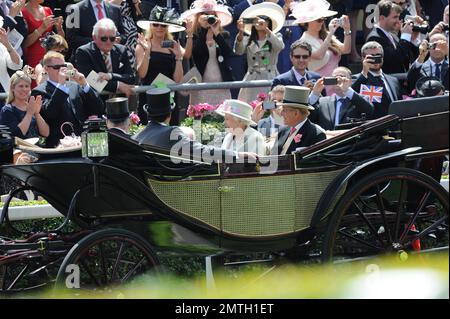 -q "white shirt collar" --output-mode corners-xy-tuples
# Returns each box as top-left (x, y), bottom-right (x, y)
(90, 0), (104, 8)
